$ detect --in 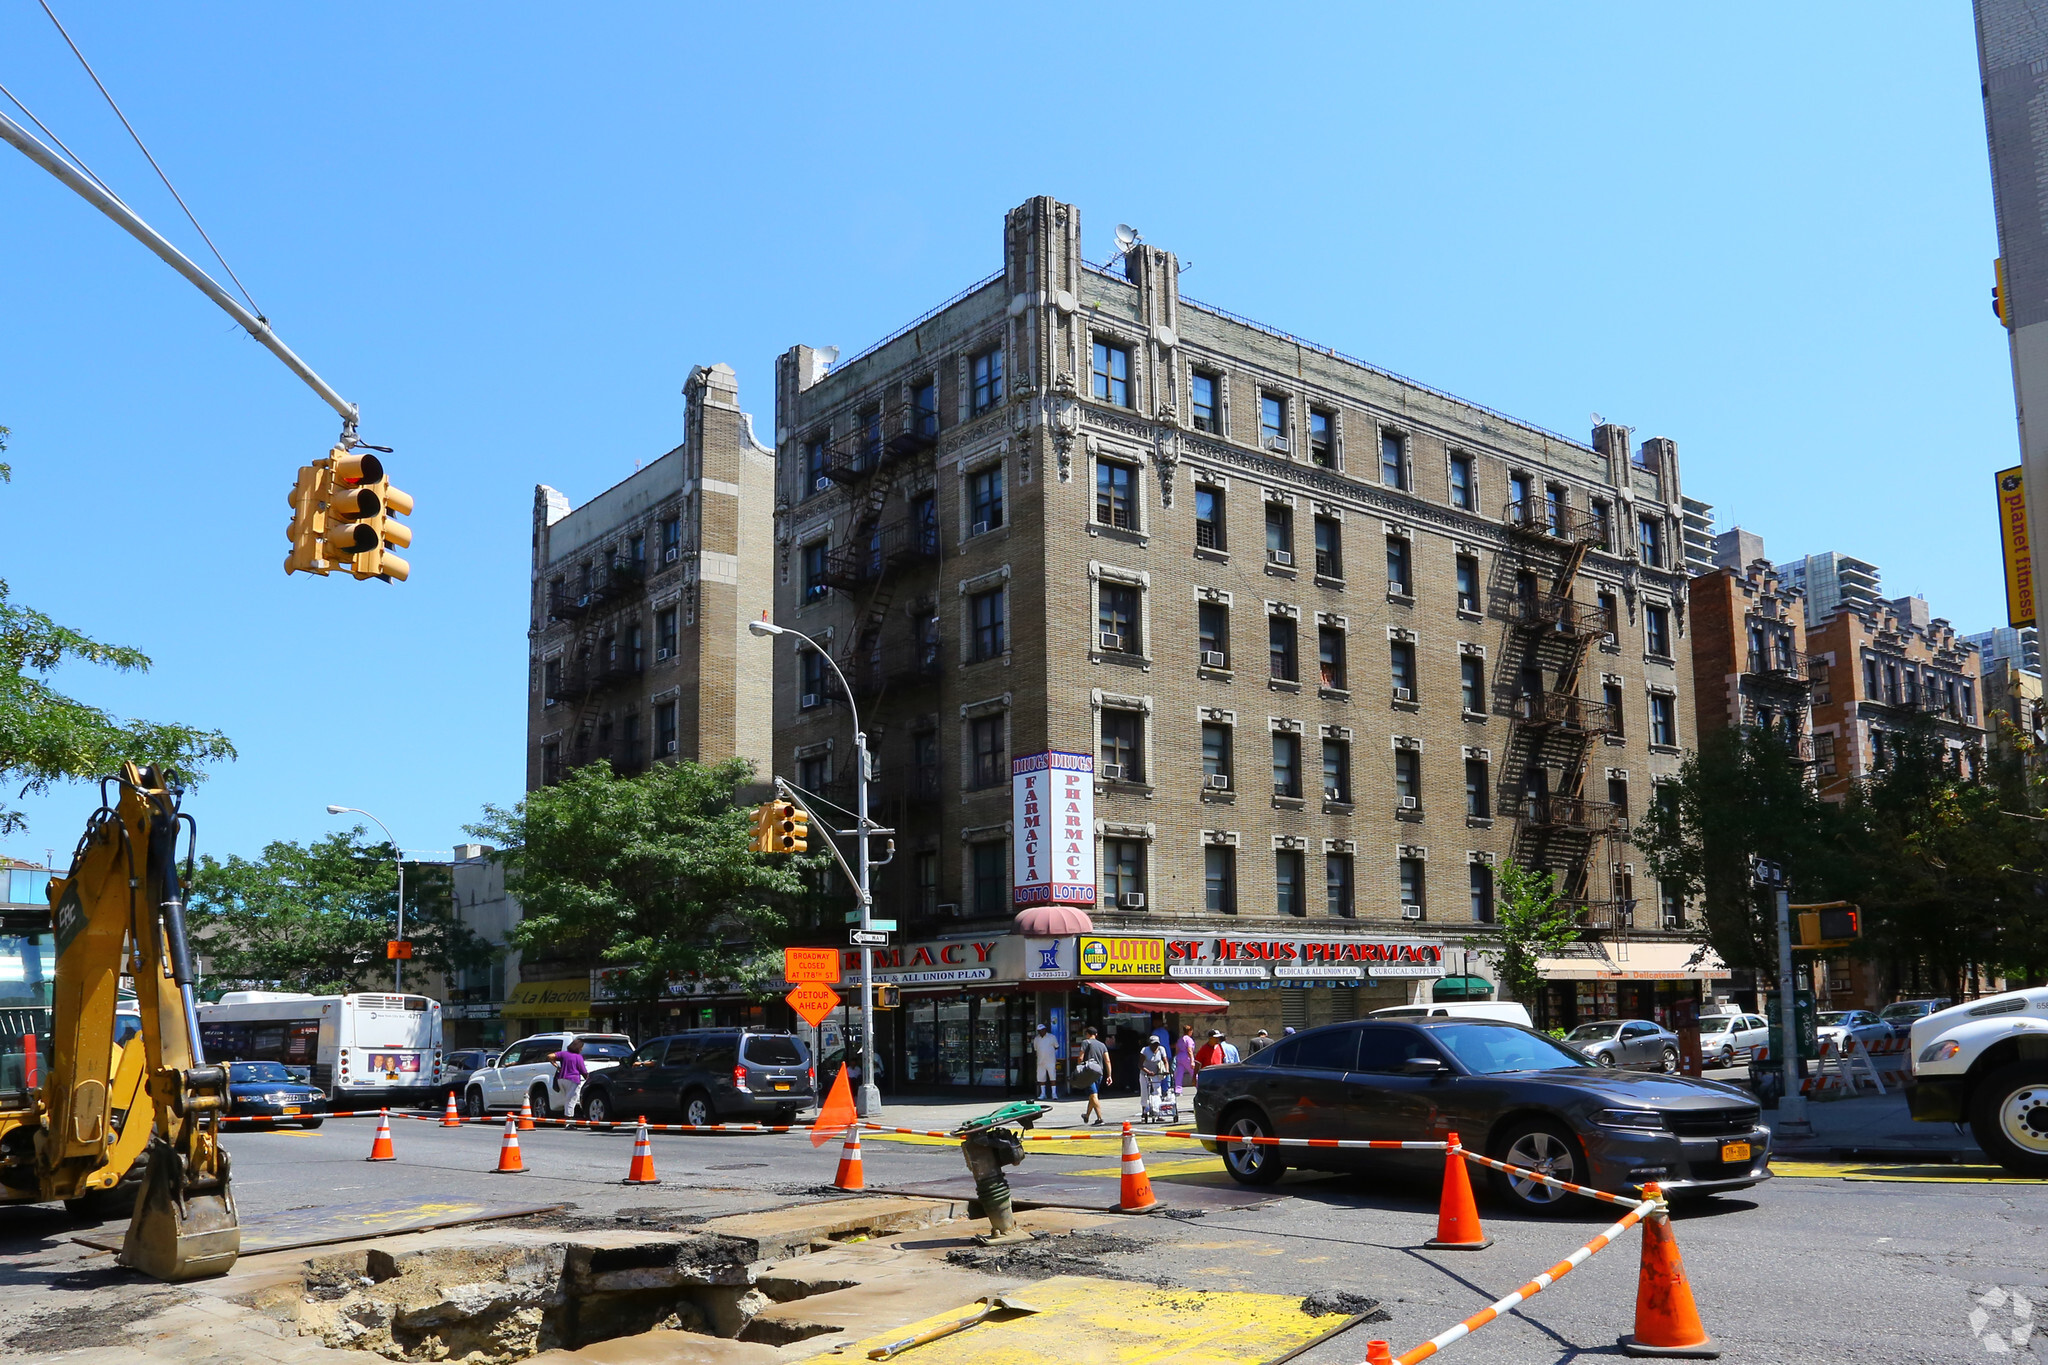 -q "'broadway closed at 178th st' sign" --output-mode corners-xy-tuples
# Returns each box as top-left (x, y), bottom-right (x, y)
(1167, 935), (1446, 982)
